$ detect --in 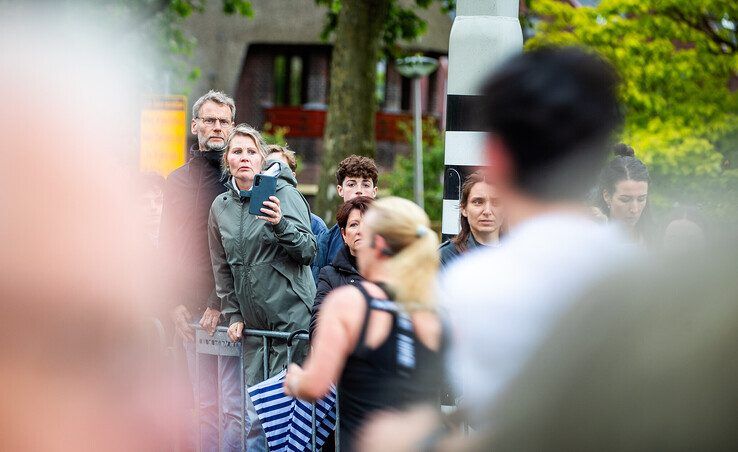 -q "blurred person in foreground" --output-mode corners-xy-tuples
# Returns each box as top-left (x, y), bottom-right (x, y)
(362, 239), (738, 451)
(311, 155), (379, 281)
(441, 47), (631, 424)
(0, 7), (179, 450)
(208, 124), (316, 448)
(158, 90), (237, 451)
(360, 47), (631, 449)
(311, 195), (374, 338)
(439, 171), (504, 269)
(477, 240), (738, 451)
(310, 196), (374, 451)
(284, 197), (447, 451)
(594, 143), (653, 245)
(267, 144), (328, 238)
